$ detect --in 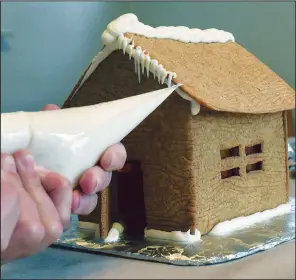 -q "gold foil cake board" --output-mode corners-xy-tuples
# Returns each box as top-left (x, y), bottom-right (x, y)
(53, 197), (295, 266)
